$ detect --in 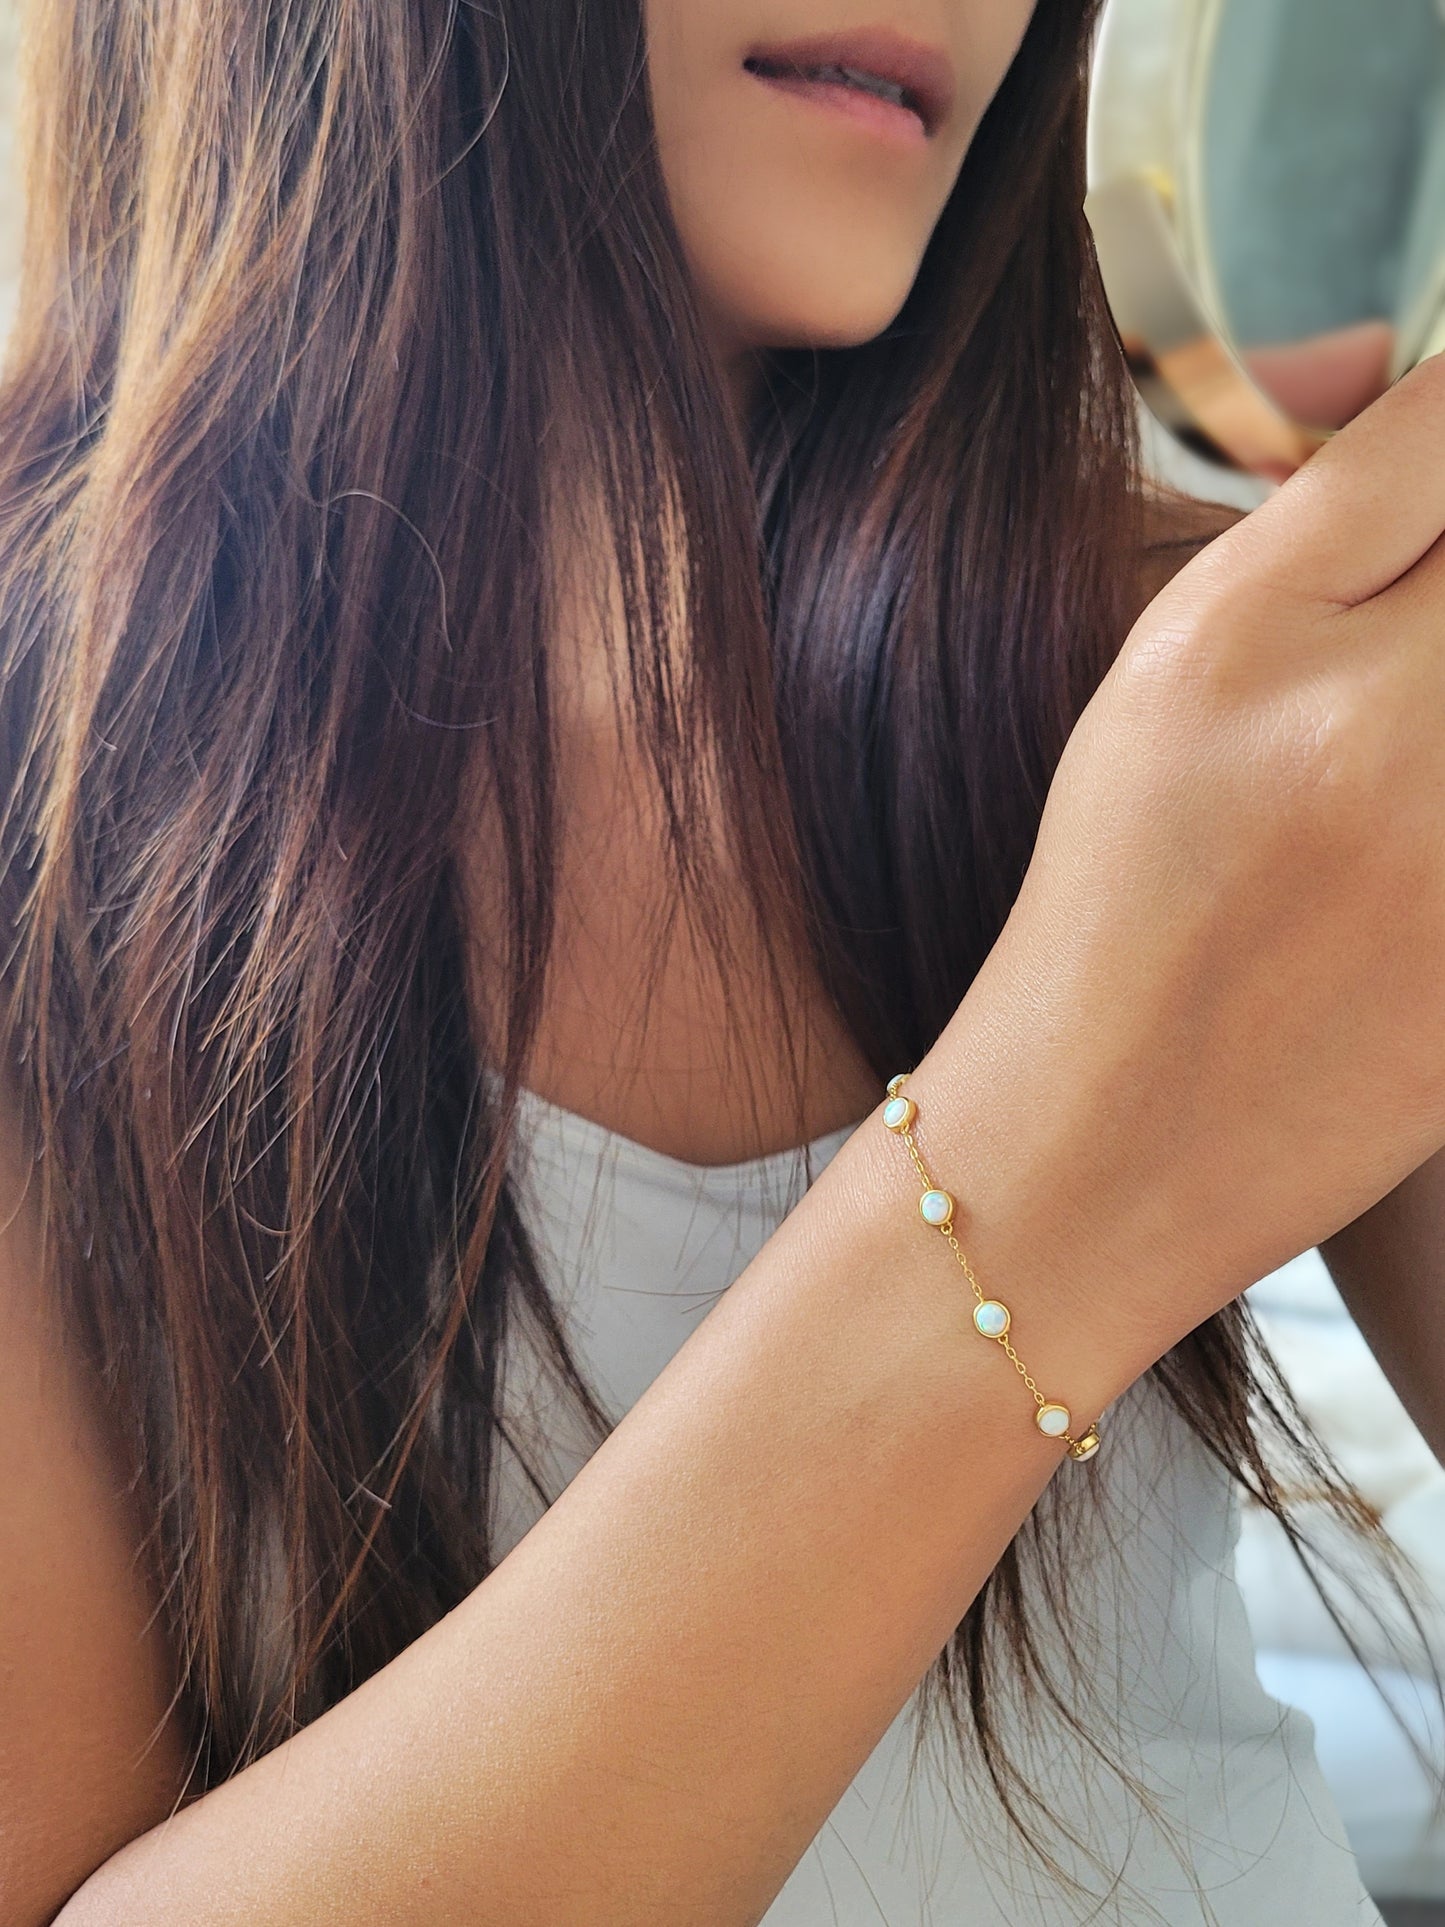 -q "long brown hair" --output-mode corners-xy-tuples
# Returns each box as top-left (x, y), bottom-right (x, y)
(0, 0), (1422, 1876)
